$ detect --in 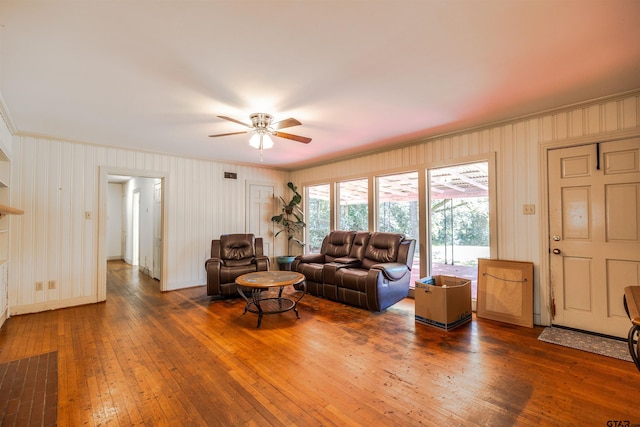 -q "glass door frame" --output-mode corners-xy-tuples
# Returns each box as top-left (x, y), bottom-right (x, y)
(423, 154), (497, 304)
